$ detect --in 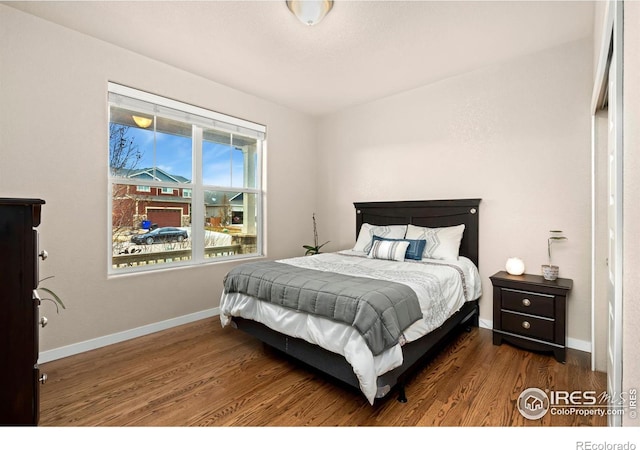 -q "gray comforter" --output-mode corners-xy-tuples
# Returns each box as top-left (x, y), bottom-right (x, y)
(223, 260), (423, 355)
